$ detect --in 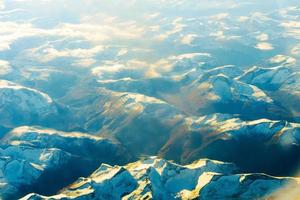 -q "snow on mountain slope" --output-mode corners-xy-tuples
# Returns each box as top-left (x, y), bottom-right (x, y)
(93, 63), (293, 121)
(91, 53), (214, 100)
(159, 113), (300, 176)
(192, 172), (300, 200)
(2, 126), (133, 163)
(97, 77), (181, 100)
(199, 65), (243, 80)
(95, 65), (242, 102)
(161, 73), (290, 121)
(0, 80), (58, 128)
(238, 66), (300, 120)
(238, 66), (295, 91)
(60, 87), (184, 155)
(18, 68), (80, 99)
(91, 59), (296, 123)
(0, 126), (134, 199)
(21, 157), (300, 200)
(59, 84), (300, 176)
(0, 79), (53, 111)
(0, 1), (299, 199)
(0, 147), (73, 199)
